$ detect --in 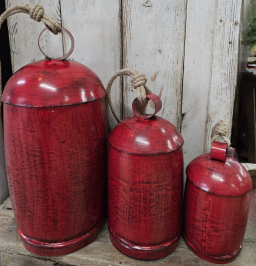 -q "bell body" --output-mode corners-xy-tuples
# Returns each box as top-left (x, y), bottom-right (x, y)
(183, 142), (252, 264)
(2, 59), (107, 256)
(108, 115), (184, 260)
